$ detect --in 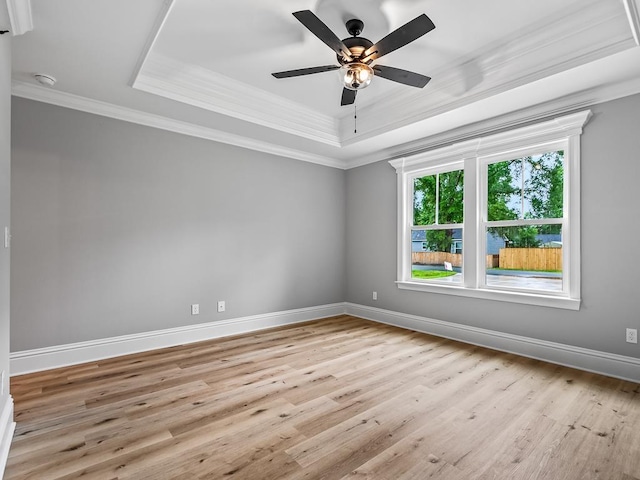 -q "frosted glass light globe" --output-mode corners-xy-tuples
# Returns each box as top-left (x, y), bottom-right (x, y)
(340, 63), (373, 91)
